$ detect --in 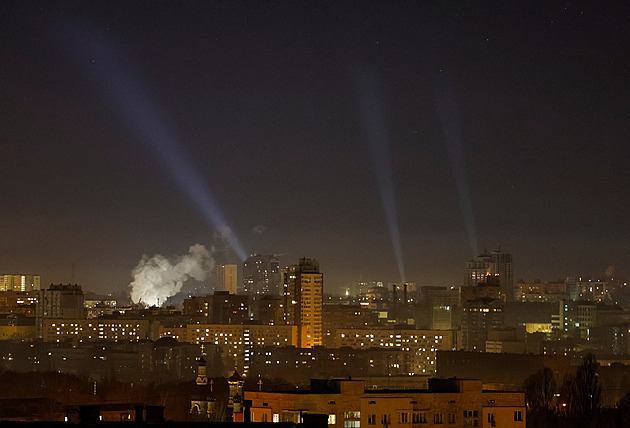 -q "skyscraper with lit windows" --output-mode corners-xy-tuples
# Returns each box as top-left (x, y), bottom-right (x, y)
(241, 254), (280, 295)
(285, 258), (323, 348)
